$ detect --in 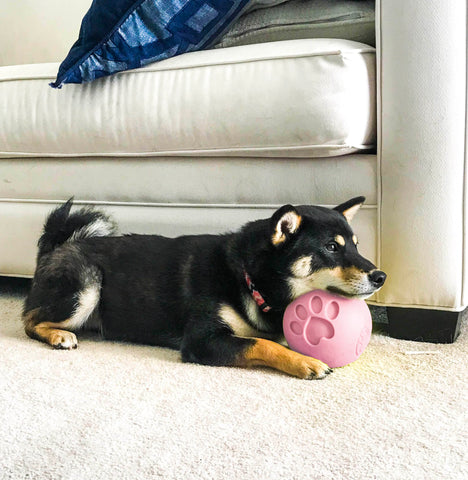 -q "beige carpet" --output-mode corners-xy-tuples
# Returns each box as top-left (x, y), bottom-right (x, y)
(1, 278), (467, 480)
